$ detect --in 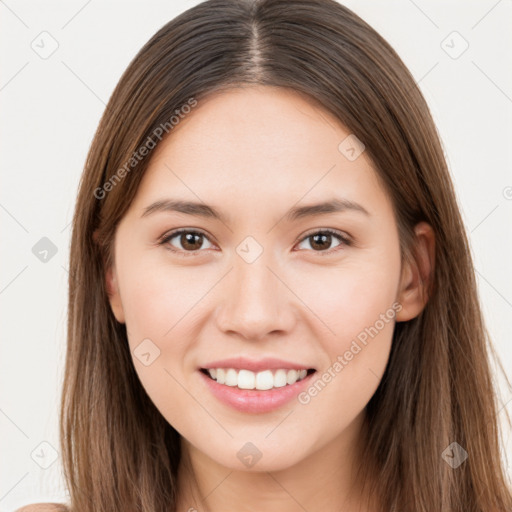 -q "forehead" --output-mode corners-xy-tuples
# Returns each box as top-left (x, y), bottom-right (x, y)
(157, 85), (351, 164)
(129, 85), (390, 221)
